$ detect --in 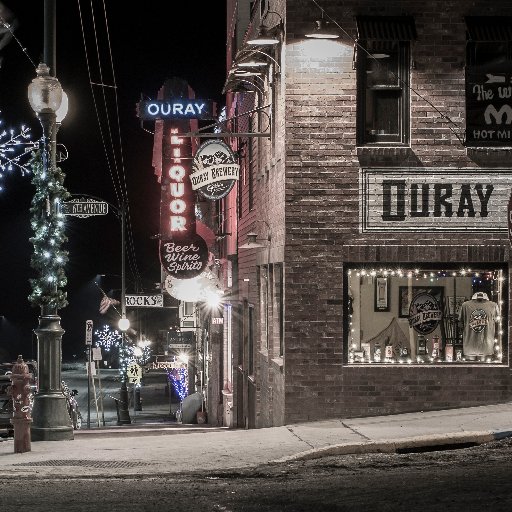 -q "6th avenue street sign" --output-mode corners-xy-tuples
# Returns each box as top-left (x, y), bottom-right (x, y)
(61, 198), (109, 218)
